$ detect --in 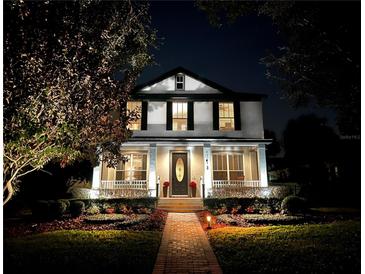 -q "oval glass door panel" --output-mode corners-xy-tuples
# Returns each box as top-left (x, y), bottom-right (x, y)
(175, 157), (184, 182)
